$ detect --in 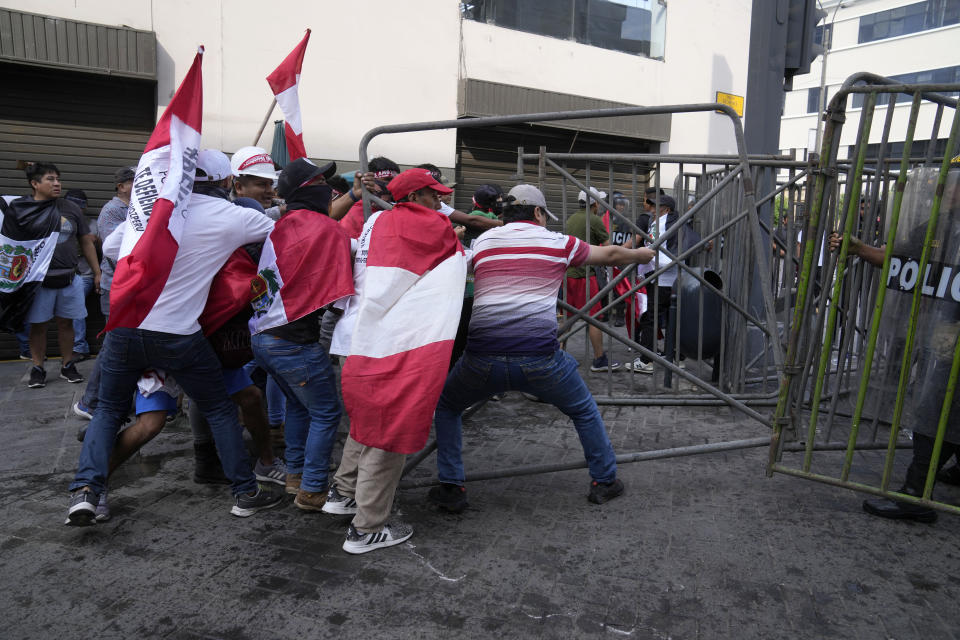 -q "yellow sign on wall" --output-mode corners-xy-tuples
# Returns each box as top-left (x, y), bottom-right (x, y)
(716, 91), (744, 117)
